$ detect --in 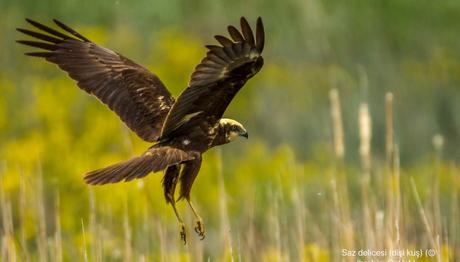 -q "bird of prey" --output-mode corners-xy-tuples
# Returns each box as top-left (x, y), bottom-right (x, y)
(17, 17), (264, 243)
